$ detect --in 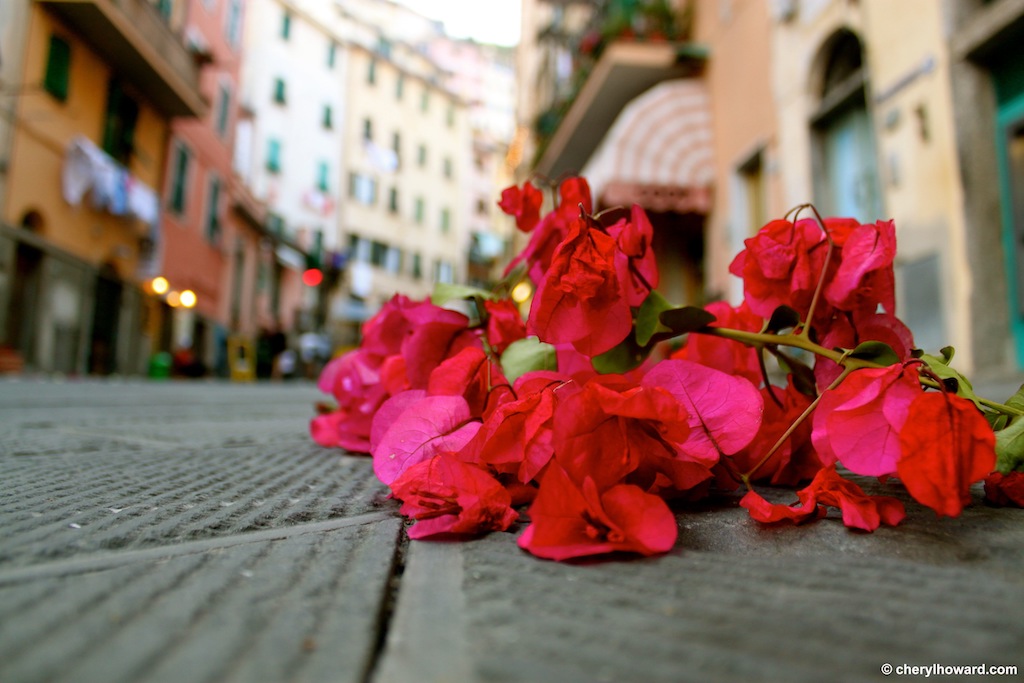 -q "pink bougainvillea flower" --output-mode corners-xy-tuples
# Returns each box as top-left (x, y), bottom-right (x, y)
(811, 364), (922, 477)
(607, 204), (659, 307)
(310, 349), (390, 453)
(983, 471), (1024, 508)
(517, 462), (677, 561)
(740, 465), (905, 531)
(670, 301), (763, 386)
(528, 217), (632, 357)
(371, 393), (481, 485)
(813, 311), (915, 390)
(729, 379), (821, 487)
(642, 359), (764, 464)
(825, 219), (897, 315)
(399, 300), (480, 388)
(497, 180), (543, 233)
(391, 454), (518, 539)
(897, 391), (996, 517)
(553, 374), (705, 494)
(426, 347), (513, 420)
(482, 297), (528, 354)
